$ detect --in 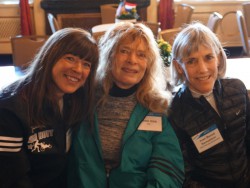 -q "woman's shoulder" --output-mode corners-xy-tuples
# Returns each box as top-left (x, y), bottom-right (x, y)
(220, 78), (245, 86)
(0, 87), (25, 117)
(0, 89), (17, 107)
(219, 78), (247, 93)
(170, 85), (190, 105)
